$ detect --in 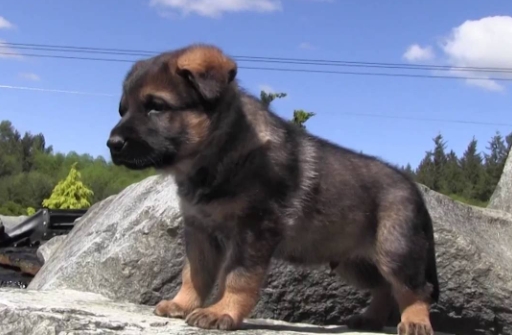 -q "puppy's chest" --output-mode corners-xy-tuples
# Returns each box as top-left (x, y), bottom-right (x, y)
(178, 192), (248, 226)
